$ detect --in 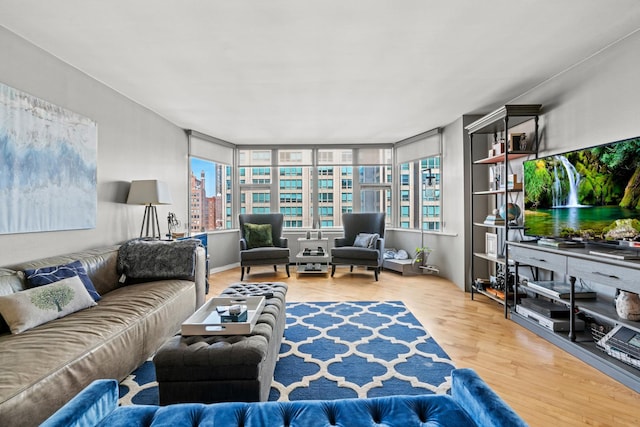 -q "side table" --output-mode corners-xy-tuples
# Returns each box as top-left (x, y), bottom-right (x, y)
(296, 237), (329, 276)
